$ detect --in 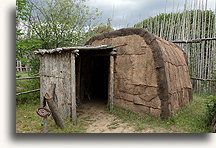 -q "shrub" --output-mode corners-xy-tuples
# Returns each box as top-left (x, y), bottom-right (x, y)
(206, 95), (216, 132)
